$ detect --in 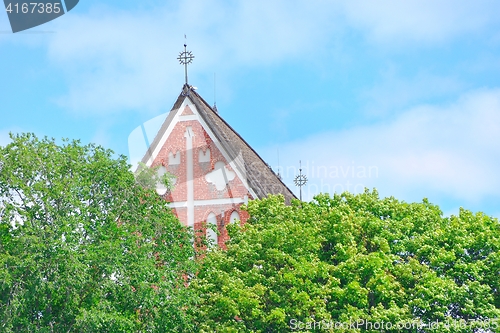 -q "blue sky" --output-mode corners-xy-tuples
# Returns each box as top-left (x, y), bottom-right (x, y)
(1, 0), (500, 218)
